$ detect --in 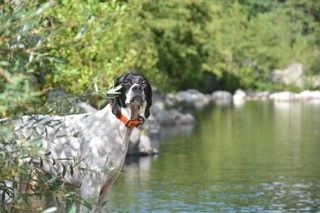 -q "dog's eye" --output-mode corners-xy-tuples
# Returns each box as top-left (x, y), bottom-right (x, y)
(123, 81), (131, 87)
(140, 81), (147, 88)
